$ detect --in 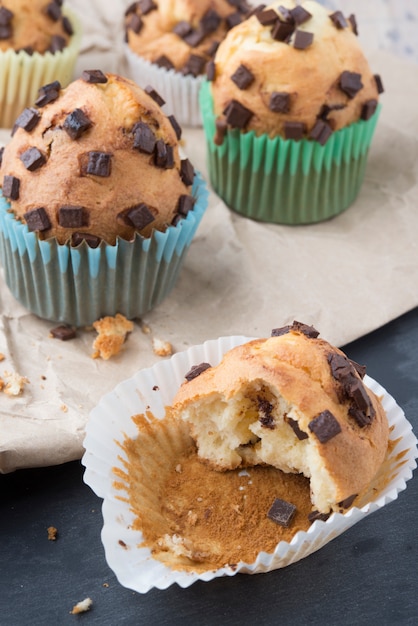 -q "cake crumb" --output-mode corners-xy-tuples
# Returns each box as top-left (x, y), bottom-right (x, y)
(92, 314), (134, 360)
(0, 353), (5, 361)
(61, 404), (68, 413)
(152, 337), (174, 357)
(70, 598), (93, 615)
(47, 526), (58, 541)
(1, 370), (29, 396)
